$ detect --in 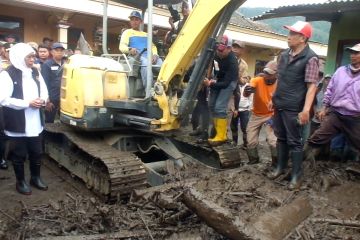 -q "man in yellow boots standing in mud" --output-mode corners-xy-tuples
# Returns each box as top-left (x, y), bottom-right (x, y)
(204, 35), (239, 146)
